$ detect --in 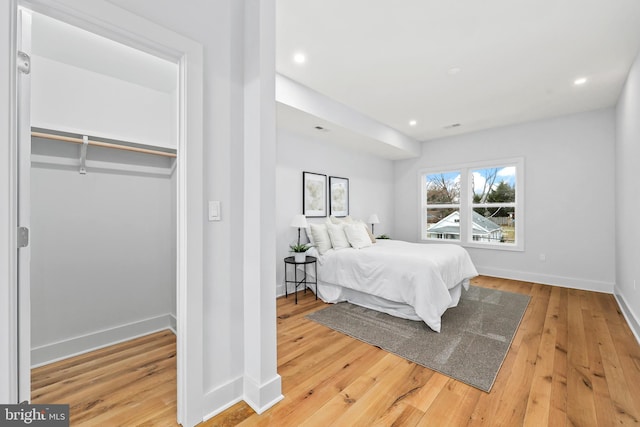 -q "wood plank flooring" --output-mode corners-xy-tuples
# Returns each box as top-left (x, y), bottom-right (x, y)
(31, 329), (178, 426)
(206, 276), (640, 426)
(31, 276), (640, 426)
